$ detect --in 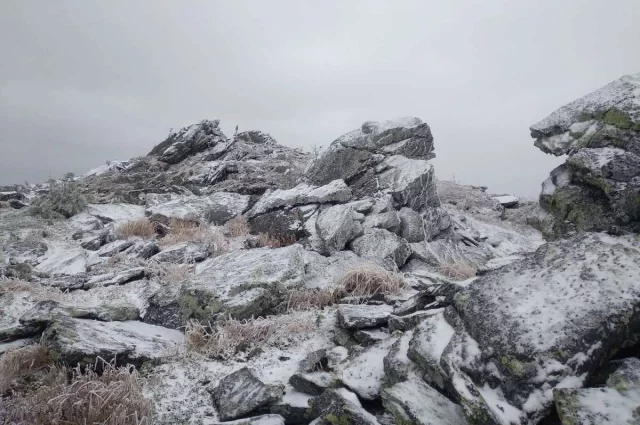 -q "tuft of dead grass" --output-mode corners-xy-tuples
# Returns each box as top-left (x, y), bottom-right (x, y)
(438, 262), (477, 280)
(338, 265), (405, 298)
(116, 218), (156, 239)
(160, 219), (227, 254)
(0, 344), (51, 394)
(0, 279), (64, 302)
(254, 232), (297, 248)
(144, 259), (193, 284)
(224, 215), (250, 237)
(281, 288), (341, 312)
(185, 315), (312, 360)
(13, 358), (151, 425)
